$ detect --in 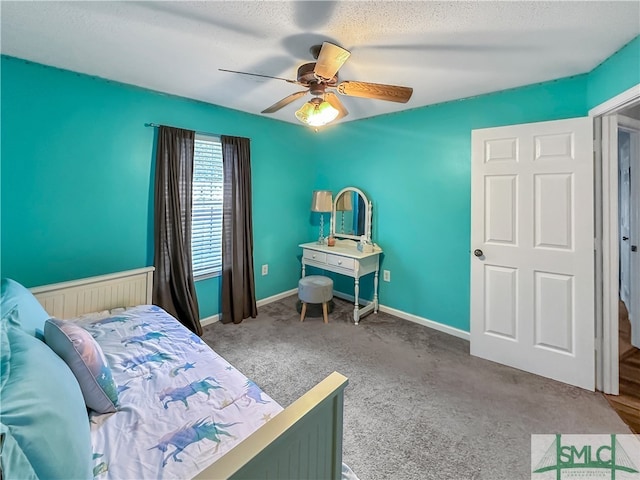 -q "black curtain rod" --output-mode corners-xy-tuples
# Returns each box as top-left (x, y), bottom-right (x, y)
(145, 123), (219, 138)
